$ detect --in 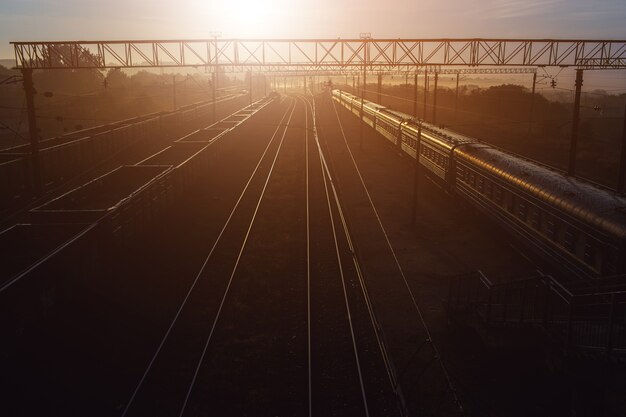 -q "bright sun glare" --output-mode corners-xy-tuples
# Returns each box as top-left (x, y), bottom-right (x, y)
(212, 0), (284, 35)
